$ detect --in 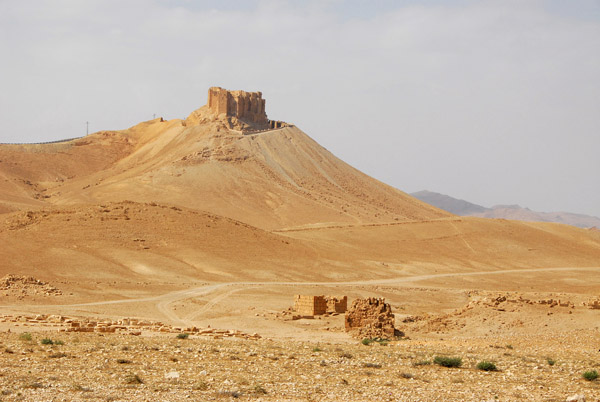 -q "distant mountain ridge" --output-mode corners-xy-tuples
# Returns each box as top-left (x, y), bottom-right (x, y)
(411, 190), (600, 229)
